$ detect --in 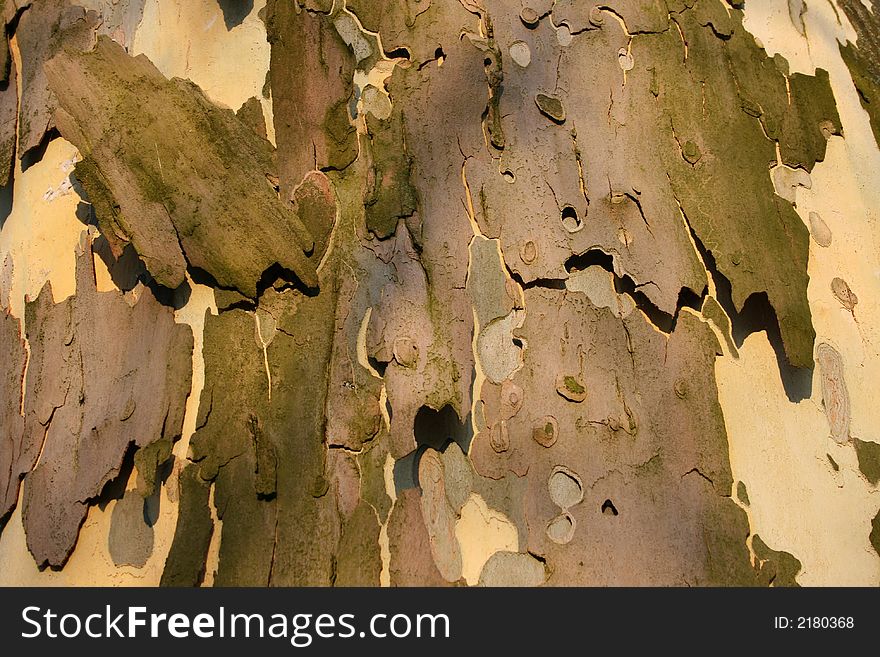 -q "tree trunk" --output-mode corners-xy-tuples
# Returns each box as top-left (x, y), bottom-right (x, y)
(0, 0), (878, 587)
